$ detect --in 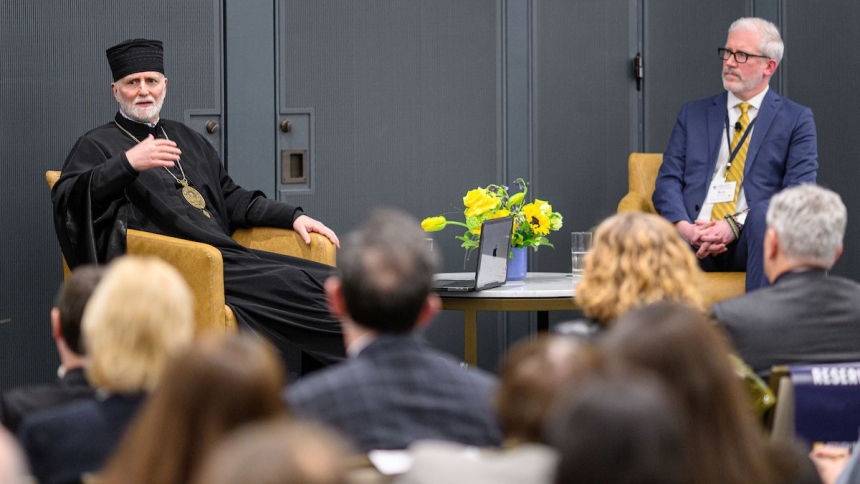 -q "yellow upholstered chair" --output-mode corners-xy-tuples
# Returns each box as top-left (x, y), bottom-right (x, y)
(45, 171), (336, 334)
(617, 153), (745, 307)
